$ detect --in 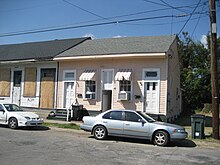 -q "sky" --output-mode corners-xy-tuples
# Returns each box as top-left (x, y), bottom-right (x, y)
(0, 0), (219, 46)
